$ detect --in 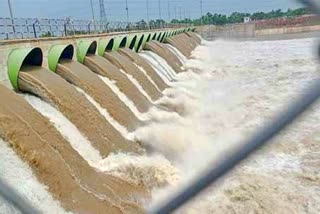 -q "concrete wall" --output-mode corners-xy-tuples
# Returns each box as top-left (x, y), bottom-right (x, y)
(255, 25), (320, 36)
(0, 29), (164, 89)
(196, 24), (255, 40)
(0, 36), (90, 89)
(196, 23), (320, 41)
